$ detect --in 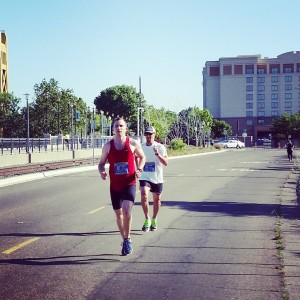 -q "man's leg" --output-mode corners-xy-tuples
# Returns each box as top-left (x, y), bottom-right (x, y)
(122, 200), (134, 239)
(114, 208), (125, 240)
(140, 186), (151, 232)
(140, 186), (150, 219)
(152, 192), (161, 220)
